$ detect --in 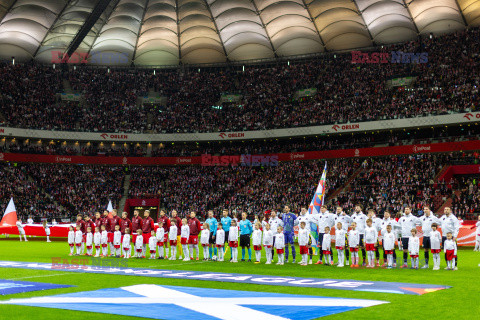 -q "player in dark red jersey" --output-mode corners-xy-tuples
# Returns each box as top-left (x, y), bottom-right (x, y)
(120, 211), (132, 235)
(142, 210), (155, 257)
(75, 214), (86, 254)
(188, 211), (202, 260)
(131, 210), (143, 245)
(107, 209), (121, 256)
(171, 210), (182, 255)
